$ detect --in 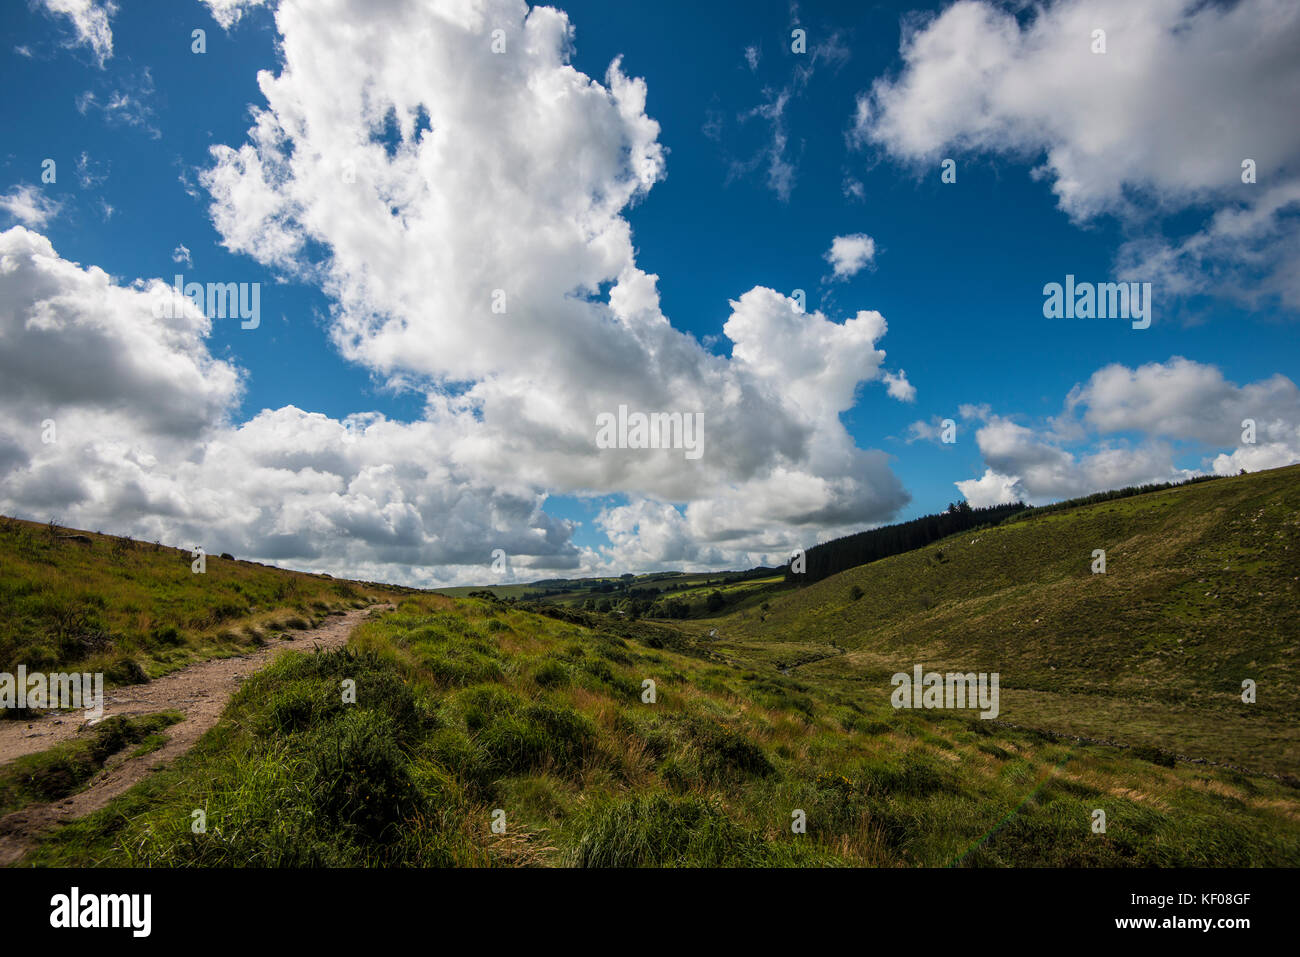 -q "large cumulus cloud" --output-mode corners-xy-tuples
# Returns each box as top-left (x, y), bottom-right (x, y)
(0, 0), (914, 583)
(196, 0), (912, 564)
(853, 0), (1300, 311)
(950, 358), (1300, 506)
